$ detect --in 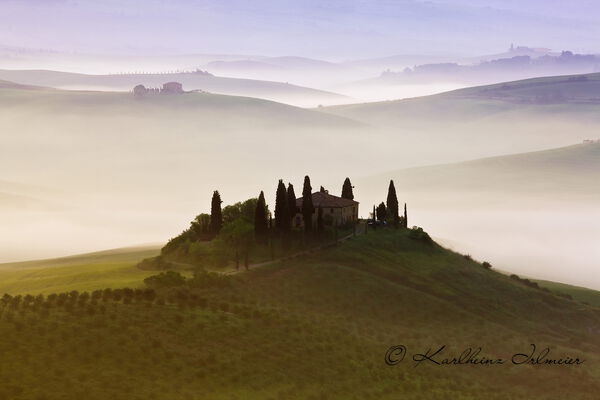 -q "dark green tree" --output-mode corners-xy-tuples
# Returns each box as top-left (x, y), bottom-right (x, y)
(209, 190), (223, 235)
(404, 203), (408, 228)
(275, 180), (290, 233)
(386, 180), (399, 227)
(287, 183), (297, 222)
(320, 186), (326, 193)
(254, 191), (269, 244)
(376, 202), (387, 222)
(341, 177), (354, 200)
(302, 176), (315, 233)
